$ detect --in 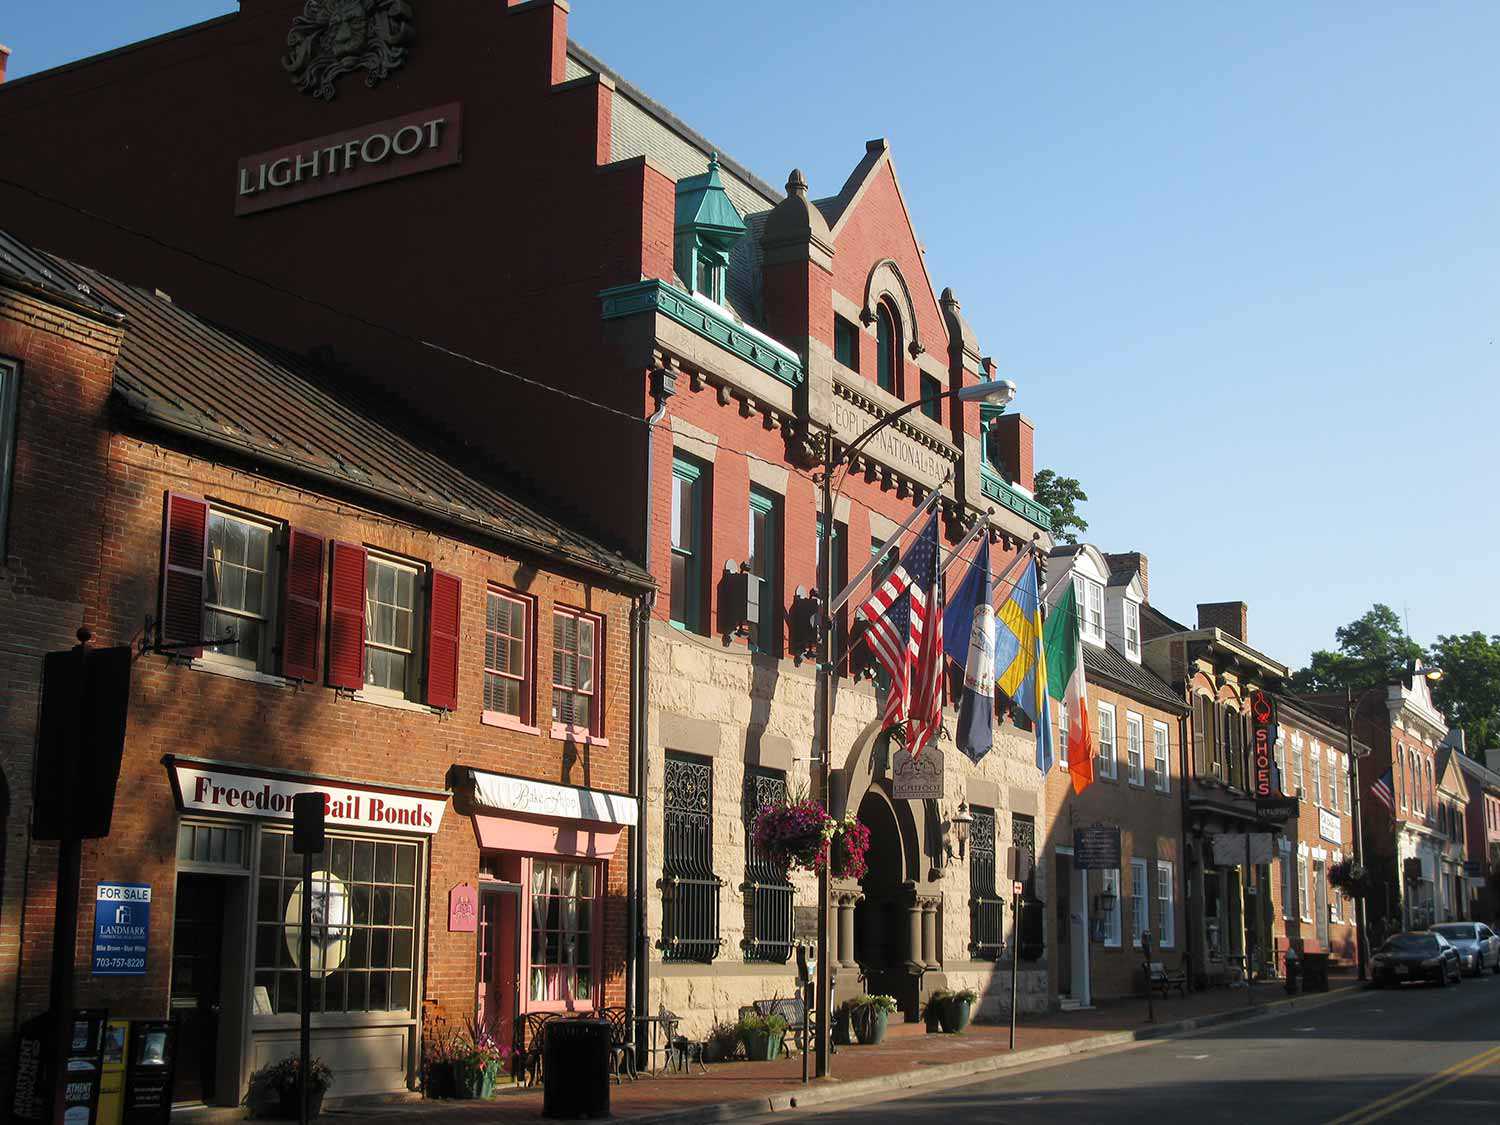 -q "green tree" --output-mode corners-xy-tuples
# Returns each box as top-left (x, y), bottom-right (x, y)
(1032, 469), (1088, 544)
(1430, 631), (1500, 757)
(1289, 604), (1423, 694)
